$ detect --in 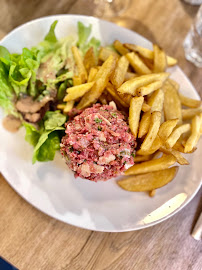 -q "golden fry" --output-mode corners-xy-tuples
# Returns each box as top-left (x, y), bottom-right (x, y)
(87, 67), (98, 82)
(73, 75), (82, 86)
(113, 40), (130, 55)
(158, 119), (178, 141)
(83, 47), (97, 73)
(124, 43), (177, 66)
(106, 83), (128, 108)
(166, 124), (191, 148)
(159, 146), (189, 165)
(124, 72), (138, 81)
(163, 80), (182, 124)
(140, 111), (161, 151)
(118, 167), (178, 192)
(129, 96), (144, 138)
(125, 154), (176, 175)
(184, 115), (202, 153)
(149, 190), (156, 197)
(147, 89), (164, 112)
(136, 135), (162, 155)
(138, 110), (151, 138)
(153, 44), (167, 72)
(117, 72), (169, 95)
(77, 55), (116, 109)
(179, 93), (201, 108)
(126, 52), (152, 75)
(99, 47), (120, 62)
(63, 101), (75, 113)
(72, 46), (87, 83)
(111, 56), (129, 88)
(182, 107), (202, 120)
(137, 80), (163, 96)
(64, 82), (94, 102)
(133, 154), (153, 163)
(142, 103), (151, 112)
